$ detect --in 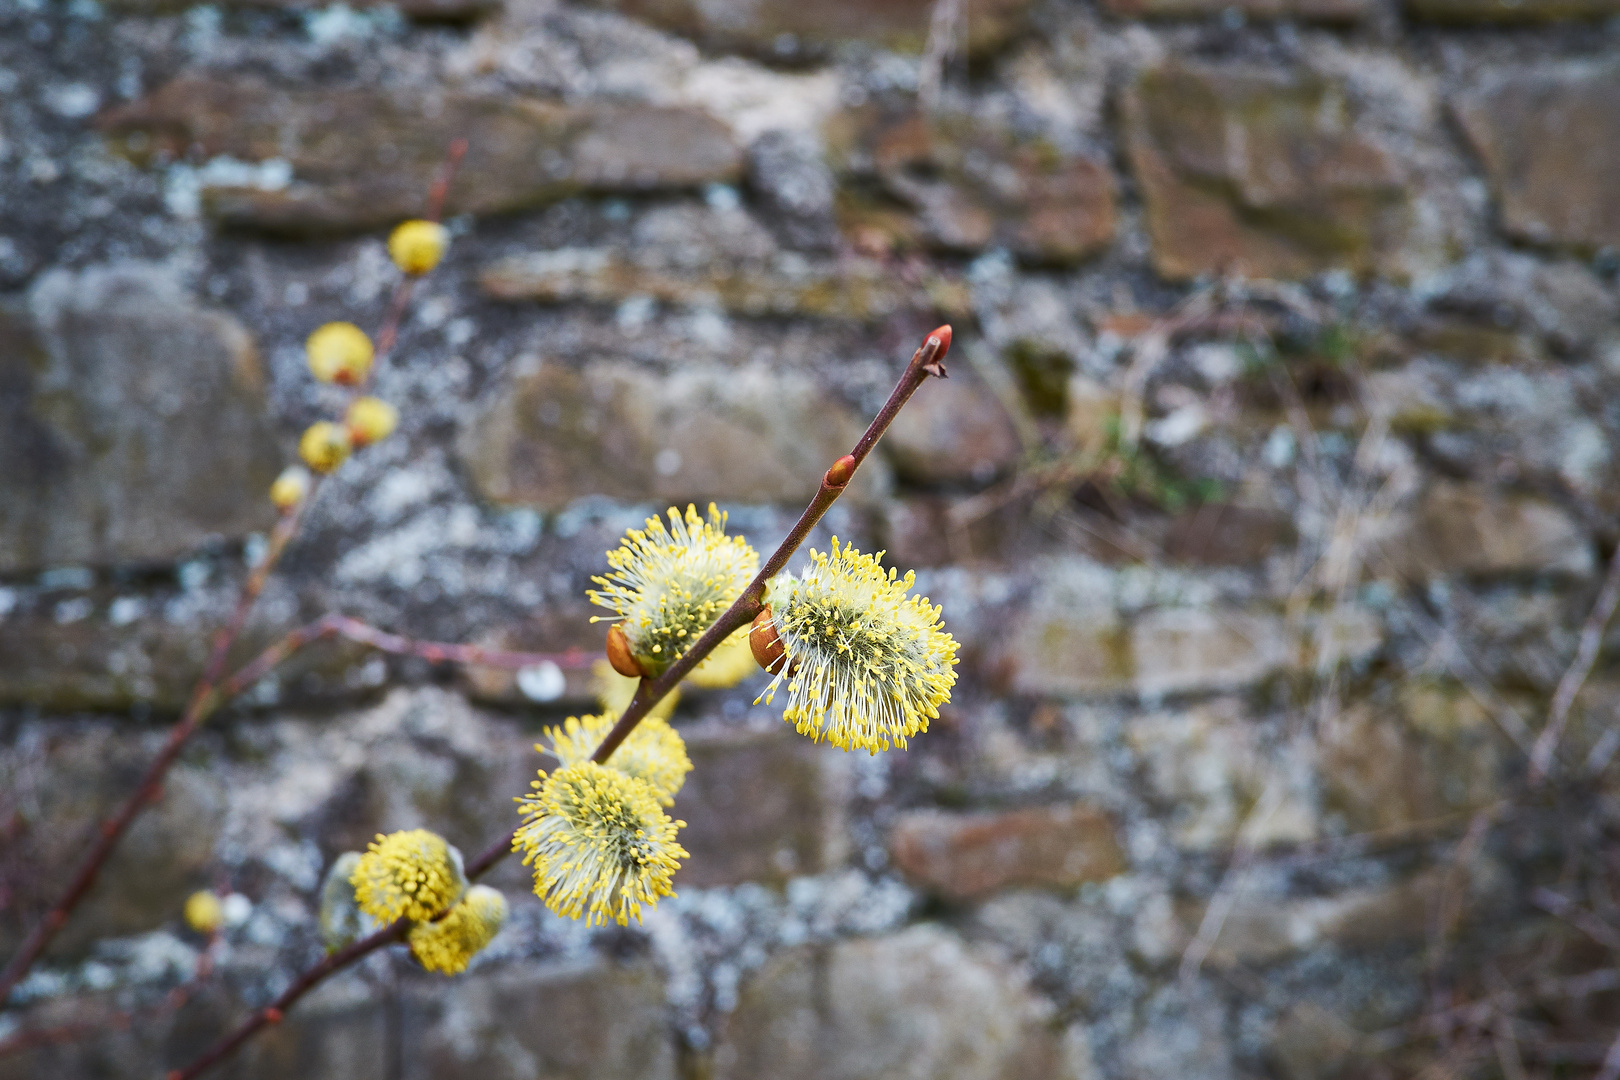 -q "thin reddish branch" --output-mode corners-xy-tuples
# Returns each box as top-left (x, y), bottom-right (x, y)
(168, 324), (954, 1080)
(373, 139), (466, 362)
(0, 499), (308, 1009)
(166, 919), (409, 1080)
(0, 141), (469, 1011)
(1529, 543), (1620, 783)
